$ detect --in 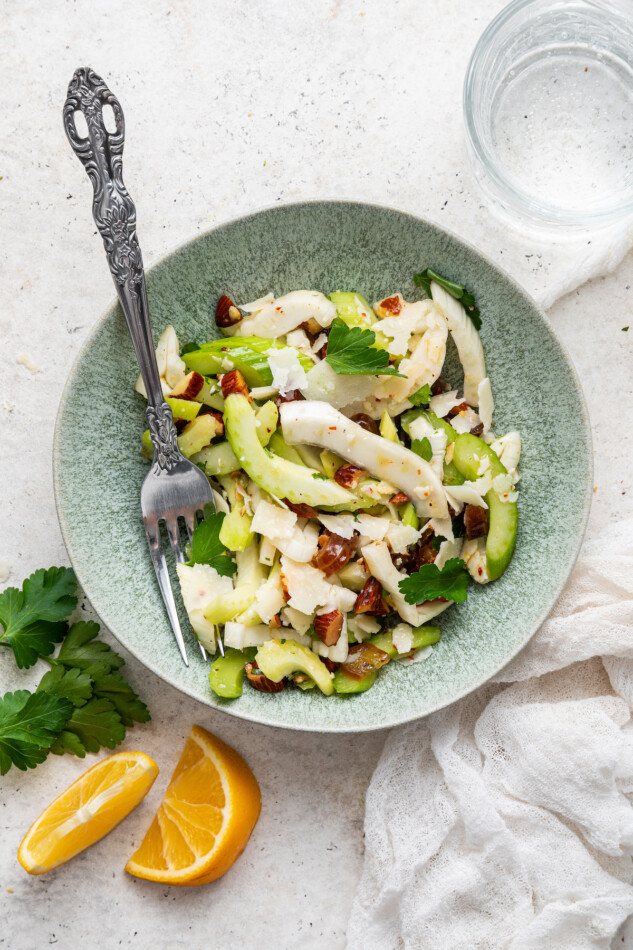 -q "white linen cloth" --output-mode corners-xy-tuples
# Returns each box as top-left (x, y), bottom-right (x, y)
(348, 518), (633, 948)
